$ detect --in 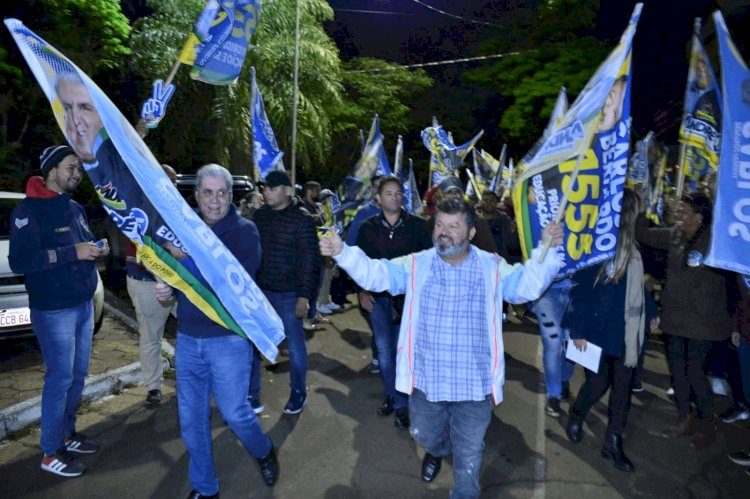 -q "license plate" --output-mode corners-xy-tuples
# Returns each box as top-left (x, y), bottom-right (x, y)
(0, 307), (31, 328)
